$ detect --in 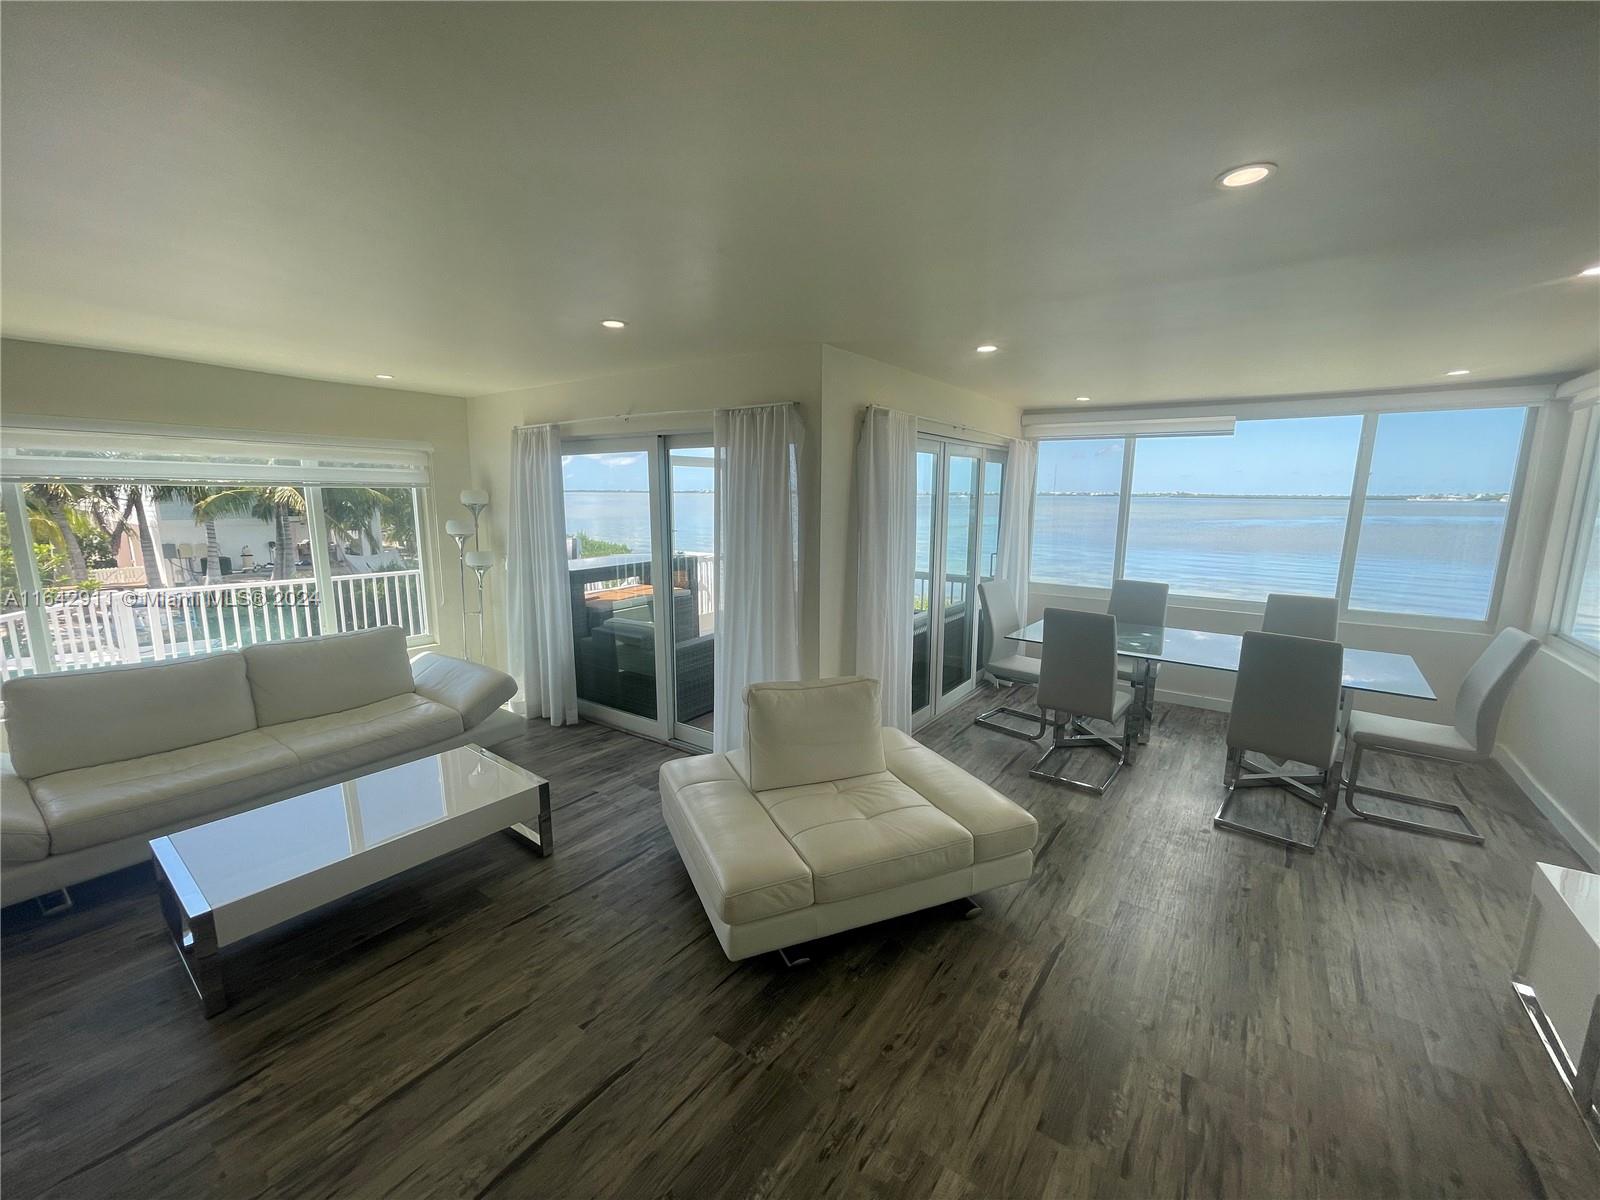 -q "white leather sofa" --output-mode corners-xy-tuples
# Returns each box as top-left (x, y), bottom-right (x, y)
(660, 676), (1037, 961)
(0, 626), (520, 906)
